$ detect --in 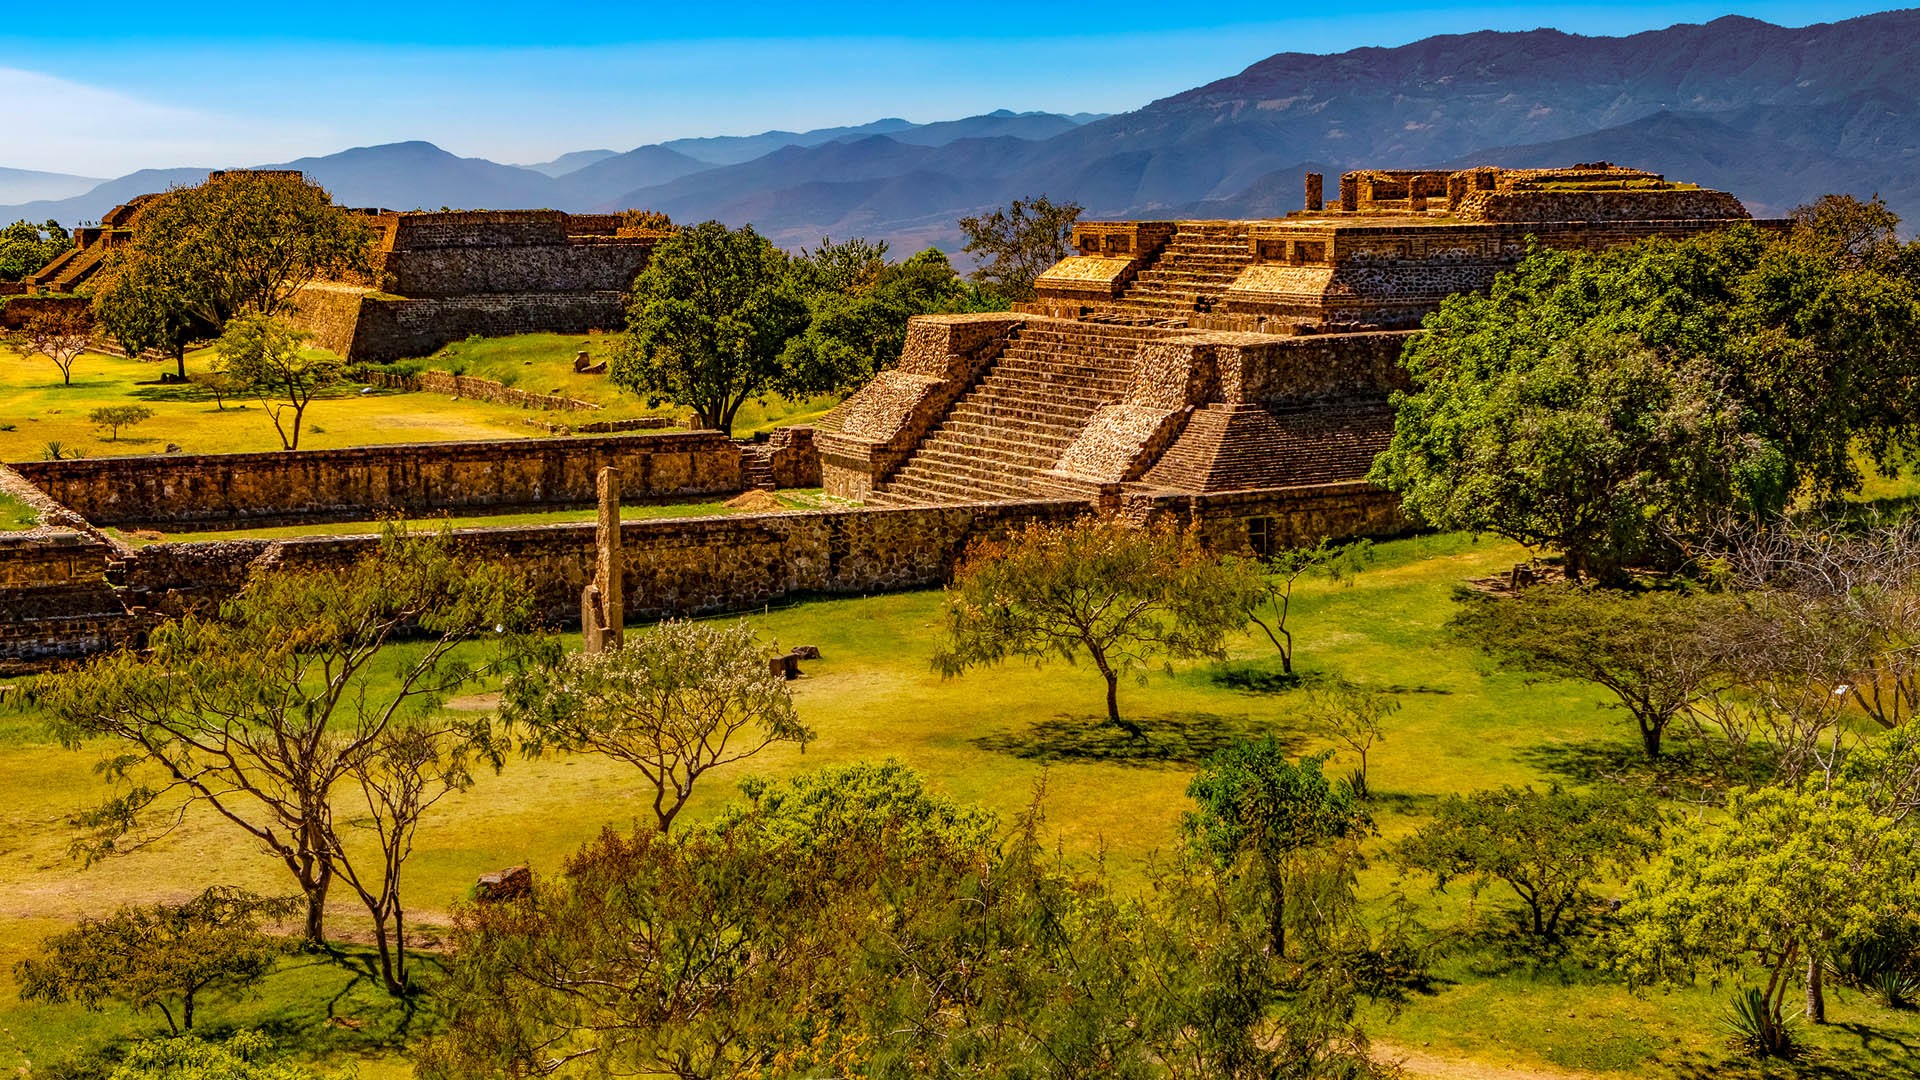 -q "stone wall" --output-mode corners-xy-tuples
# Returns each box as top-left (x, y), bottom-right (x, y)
(355, 369), (602, 412)
(13, 432), (745, 527)
(1123, 481), (1411, 552)
(342, 292), (628, 366)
